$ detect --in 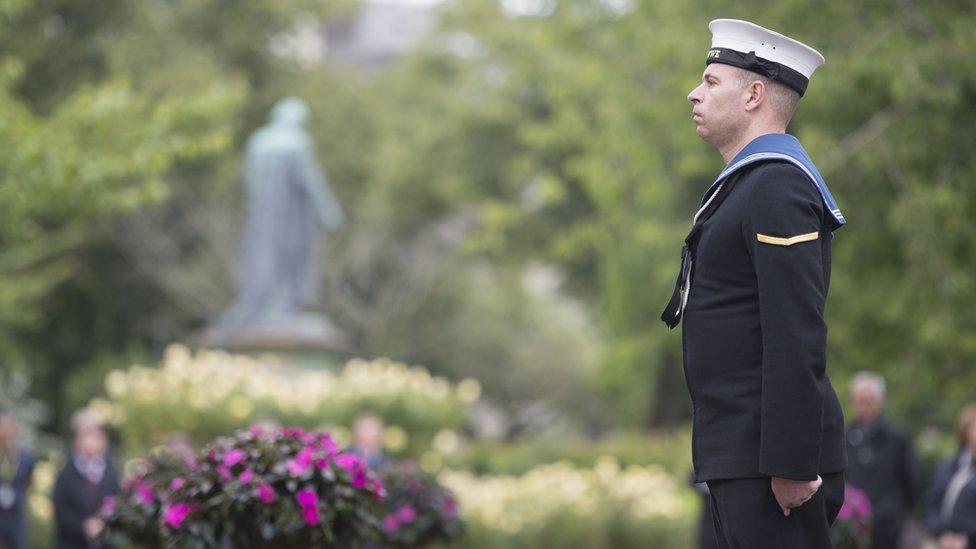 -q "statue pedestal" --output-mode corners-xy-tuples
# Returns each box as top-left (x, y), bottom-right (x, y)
(195, 314), (352, 369)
